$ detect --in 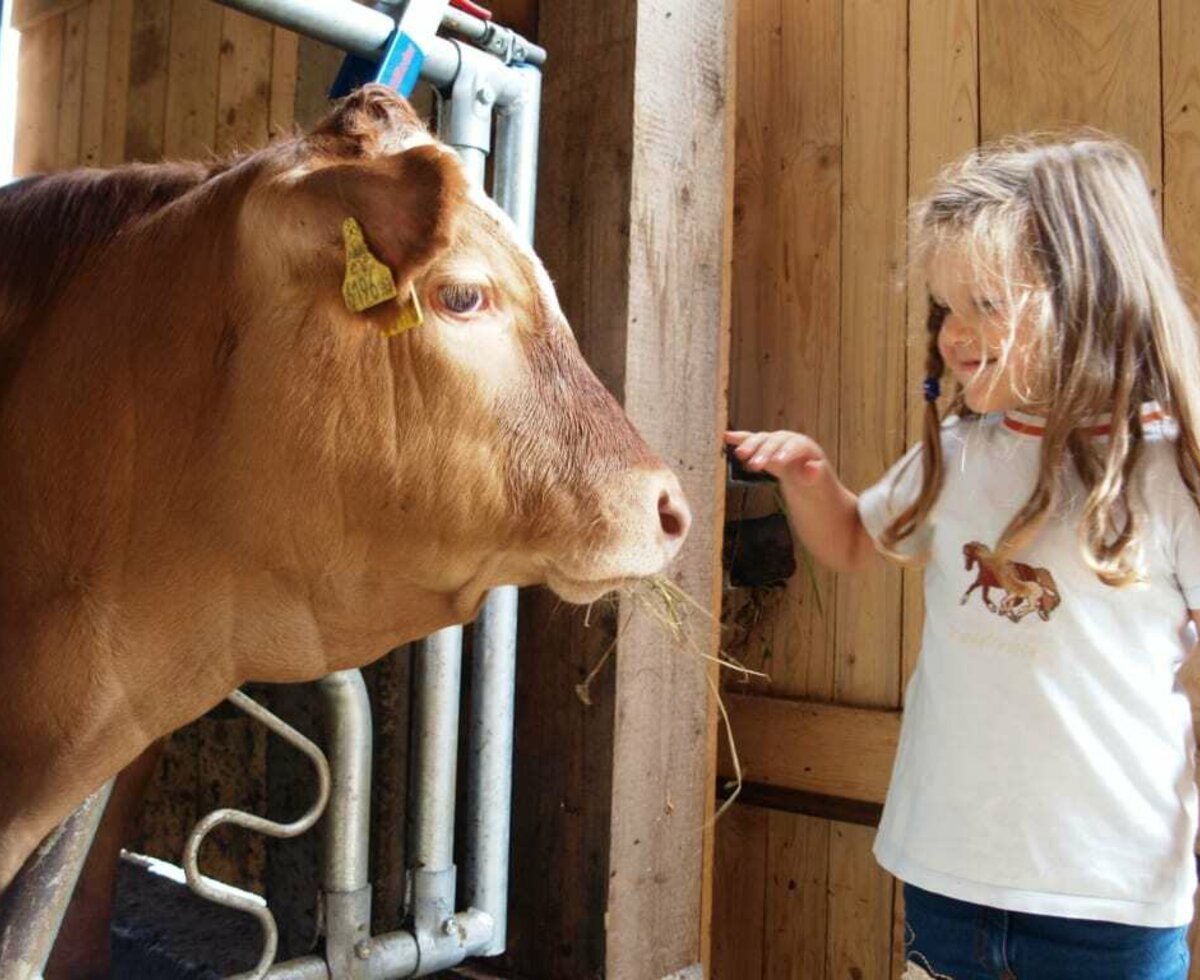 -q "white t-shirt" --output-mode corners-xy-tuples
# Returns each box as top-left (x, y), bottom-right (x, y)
(858, 407), (1200, 927)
